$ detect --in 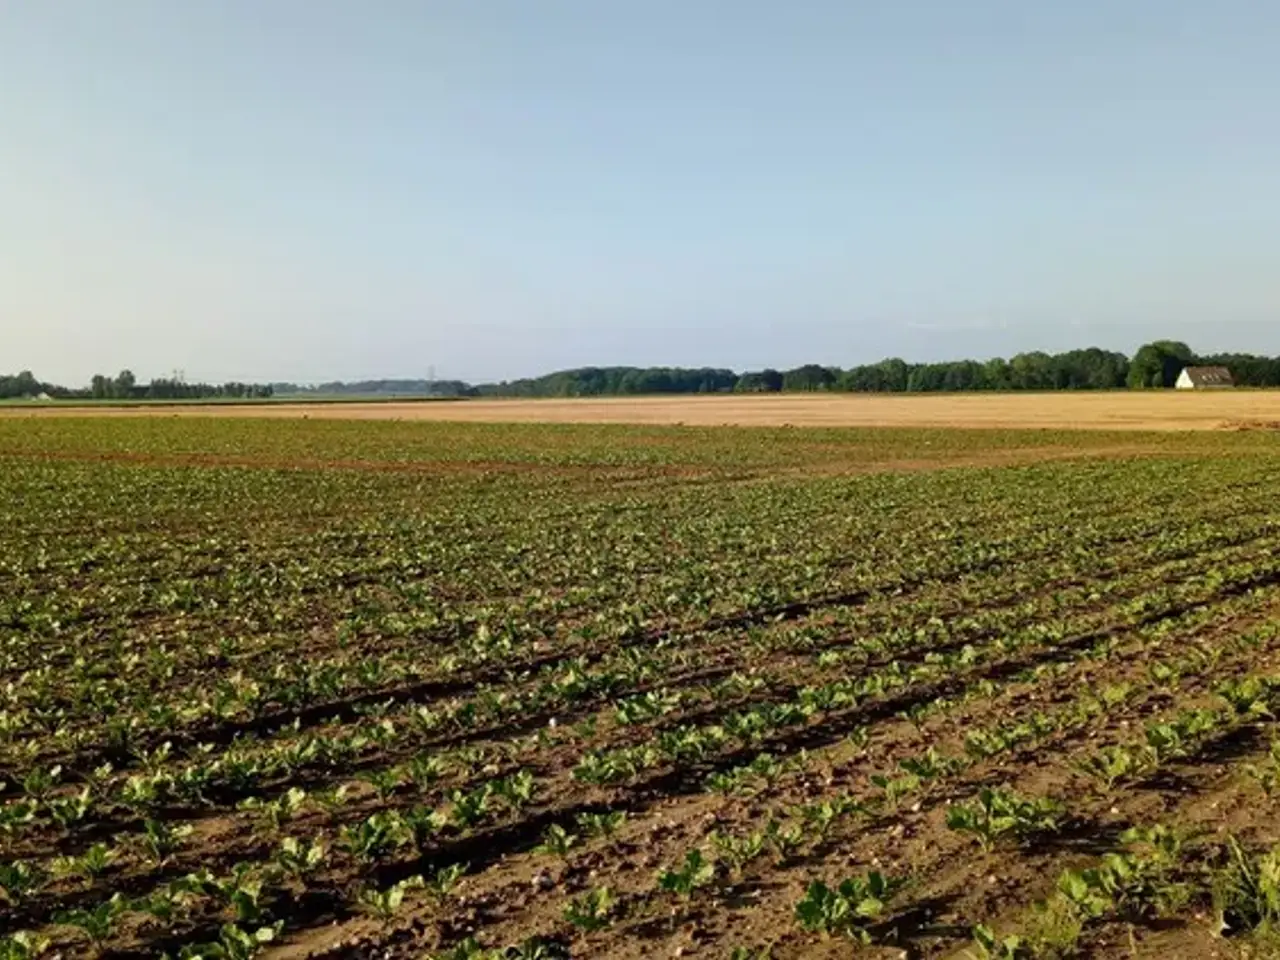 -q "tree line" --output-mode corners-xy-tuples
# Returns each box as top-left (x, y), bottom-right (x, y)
(473, 342), (1280, 397)
(0, 369), (274, 401)
(6, 341), (1280, 402)
(269, 378), (473, 397)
